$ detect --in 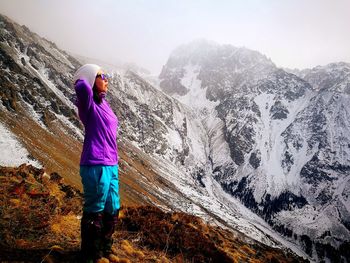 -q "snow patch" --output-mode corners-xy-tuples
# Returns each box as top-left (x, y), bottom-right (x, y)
(174, 64), (219, 111)
(0, 122), (41, 168)
(251, 92), (313, 200)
